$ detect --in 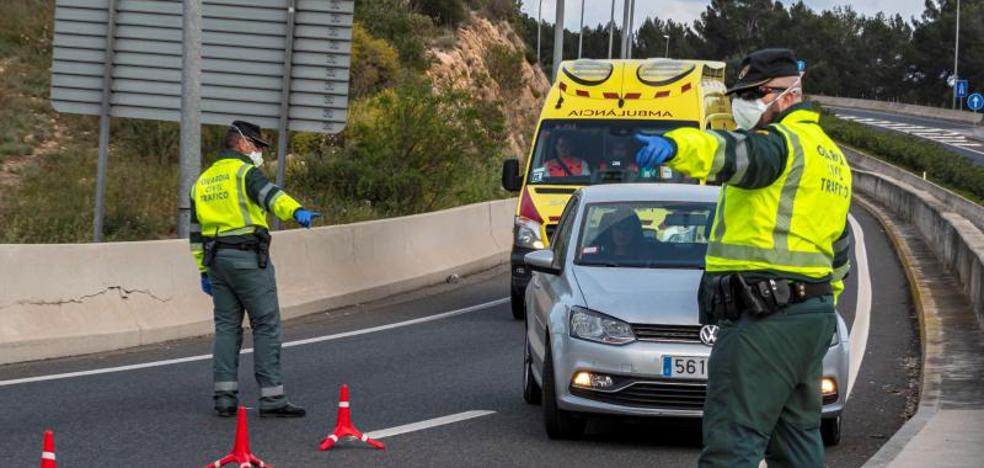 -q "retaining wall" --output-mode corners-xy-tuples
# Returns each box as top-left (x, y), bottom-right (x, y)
(811, 95), (984, 125)
(846, 148), (984, 329)
(0, 199), (516, 365)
